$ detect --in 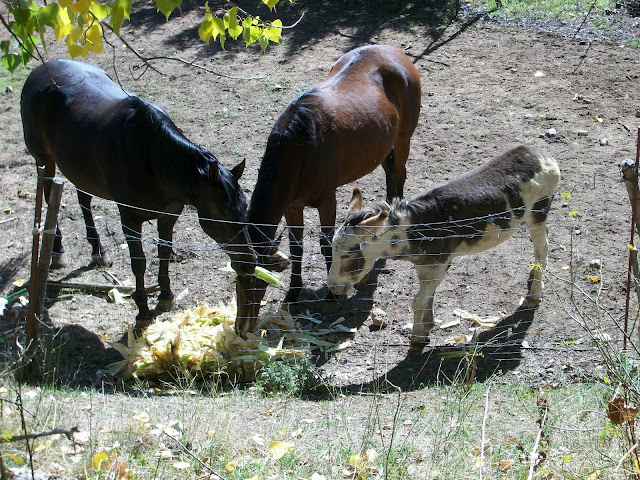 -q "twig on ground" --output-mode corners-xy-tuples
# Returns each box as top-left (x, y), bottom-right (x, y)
(0, 426), (79, 443)
(527, 401), (548, 480)
(479, 382), (492, 480)
(615, 440), (640, 475)
(163, 431), (226, 480)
